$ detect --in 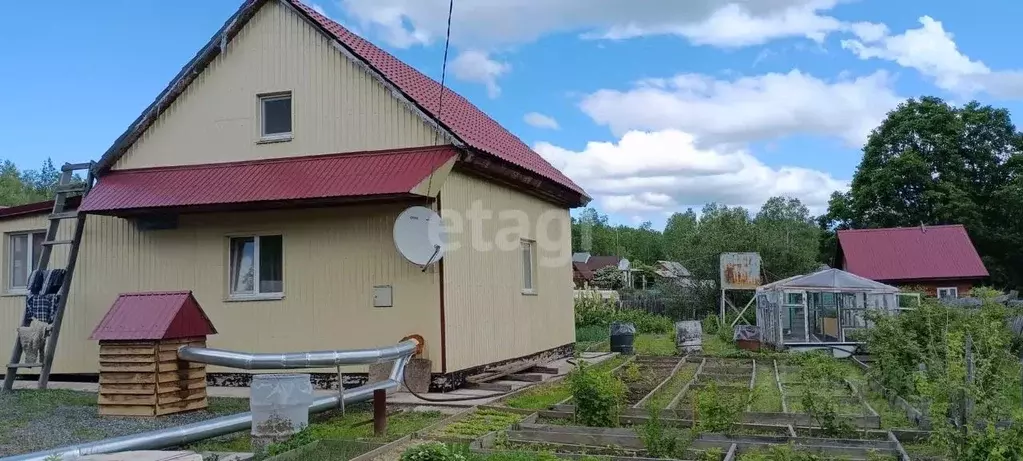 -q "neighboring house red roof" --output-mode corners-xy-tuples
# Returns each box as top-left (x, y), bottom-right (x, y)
(837, 225), (989, 282)
(80, 146), (455, 213)
(573, 262), (594, 281)
(90, 291), (217, 341)
(93, 0), (587, 205)
(0, 196), (82, 220)
(586, 256), (623, 271)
